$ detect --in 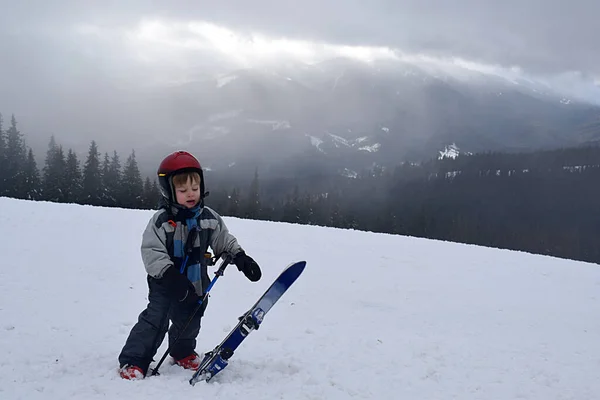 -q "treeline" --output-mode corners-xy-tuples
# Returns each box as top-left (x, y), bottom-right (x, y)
(206, 146), (600, 265)
(3, 111), (600, 265)
(0, 113), (160, 208)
